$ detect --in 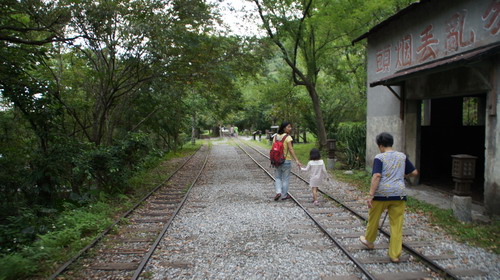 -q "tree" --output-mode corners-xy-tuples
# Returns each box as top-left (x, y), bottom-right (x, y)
(251, 0), (416, 149)
(0, 0), (79, 45)
(253, 0), (331, 149)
